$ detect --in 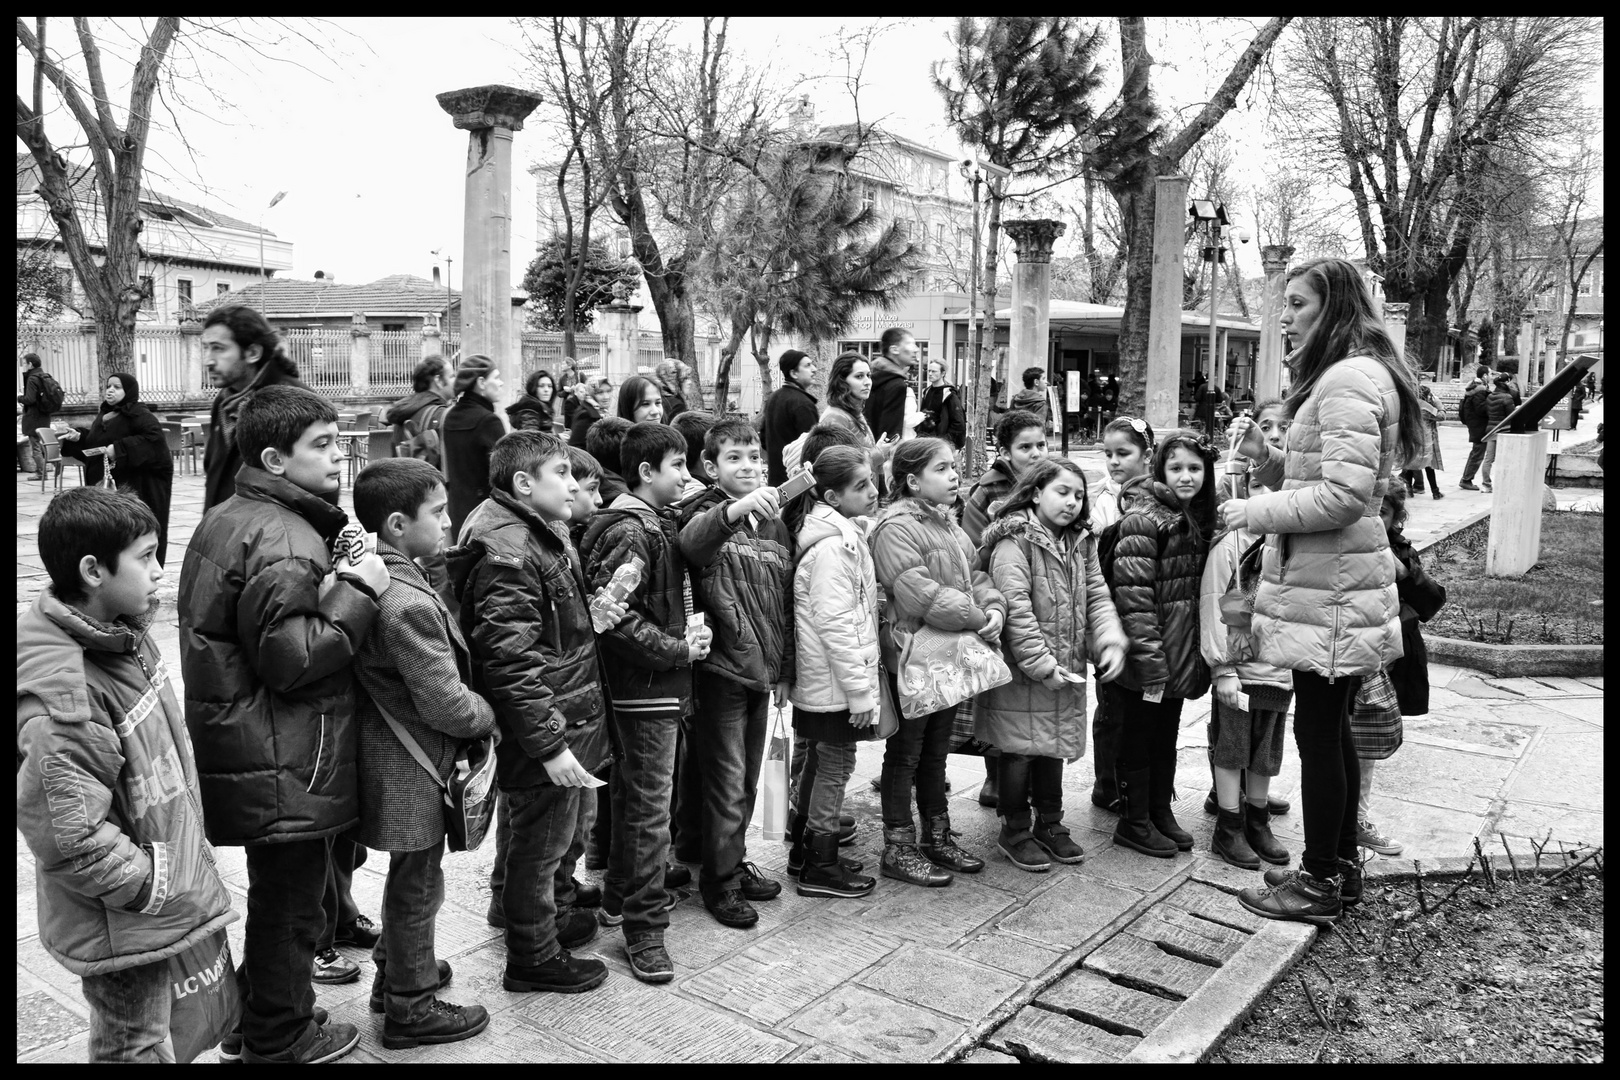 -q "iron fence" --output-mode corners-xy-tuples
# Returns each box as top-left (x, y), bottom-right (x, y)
(17, 323), (201, 404)
(280, 326), (353, 395)
(368, 330), (419, 396)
